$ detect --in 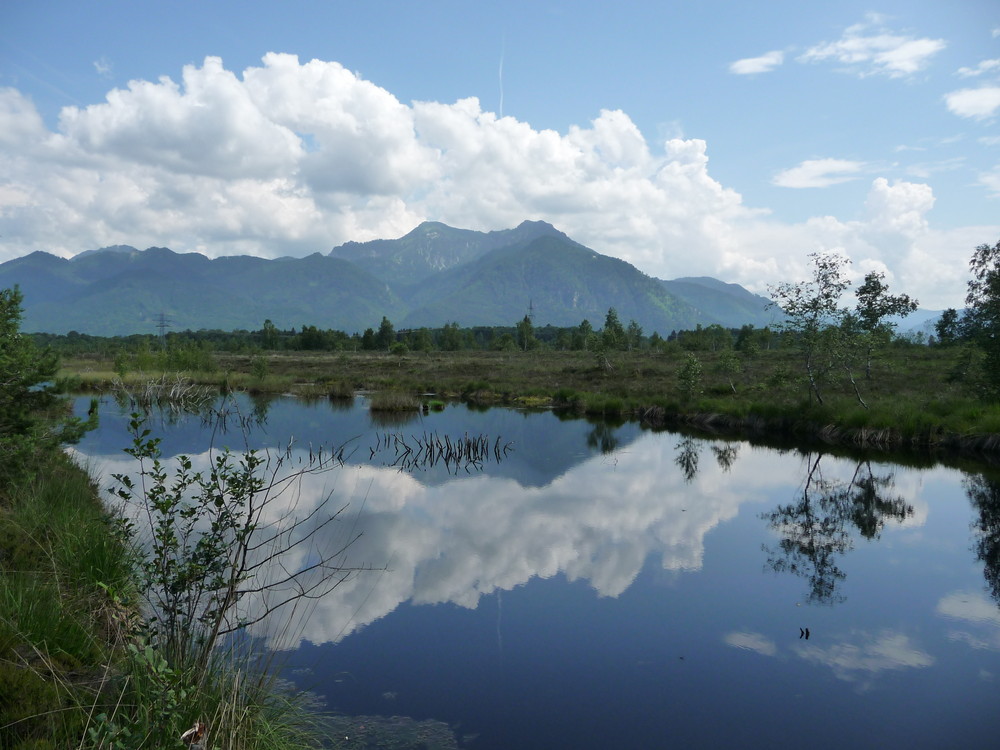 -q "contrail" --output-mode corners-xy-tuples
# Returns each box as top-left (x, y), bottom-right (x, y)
(499, 34), (505, 118)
